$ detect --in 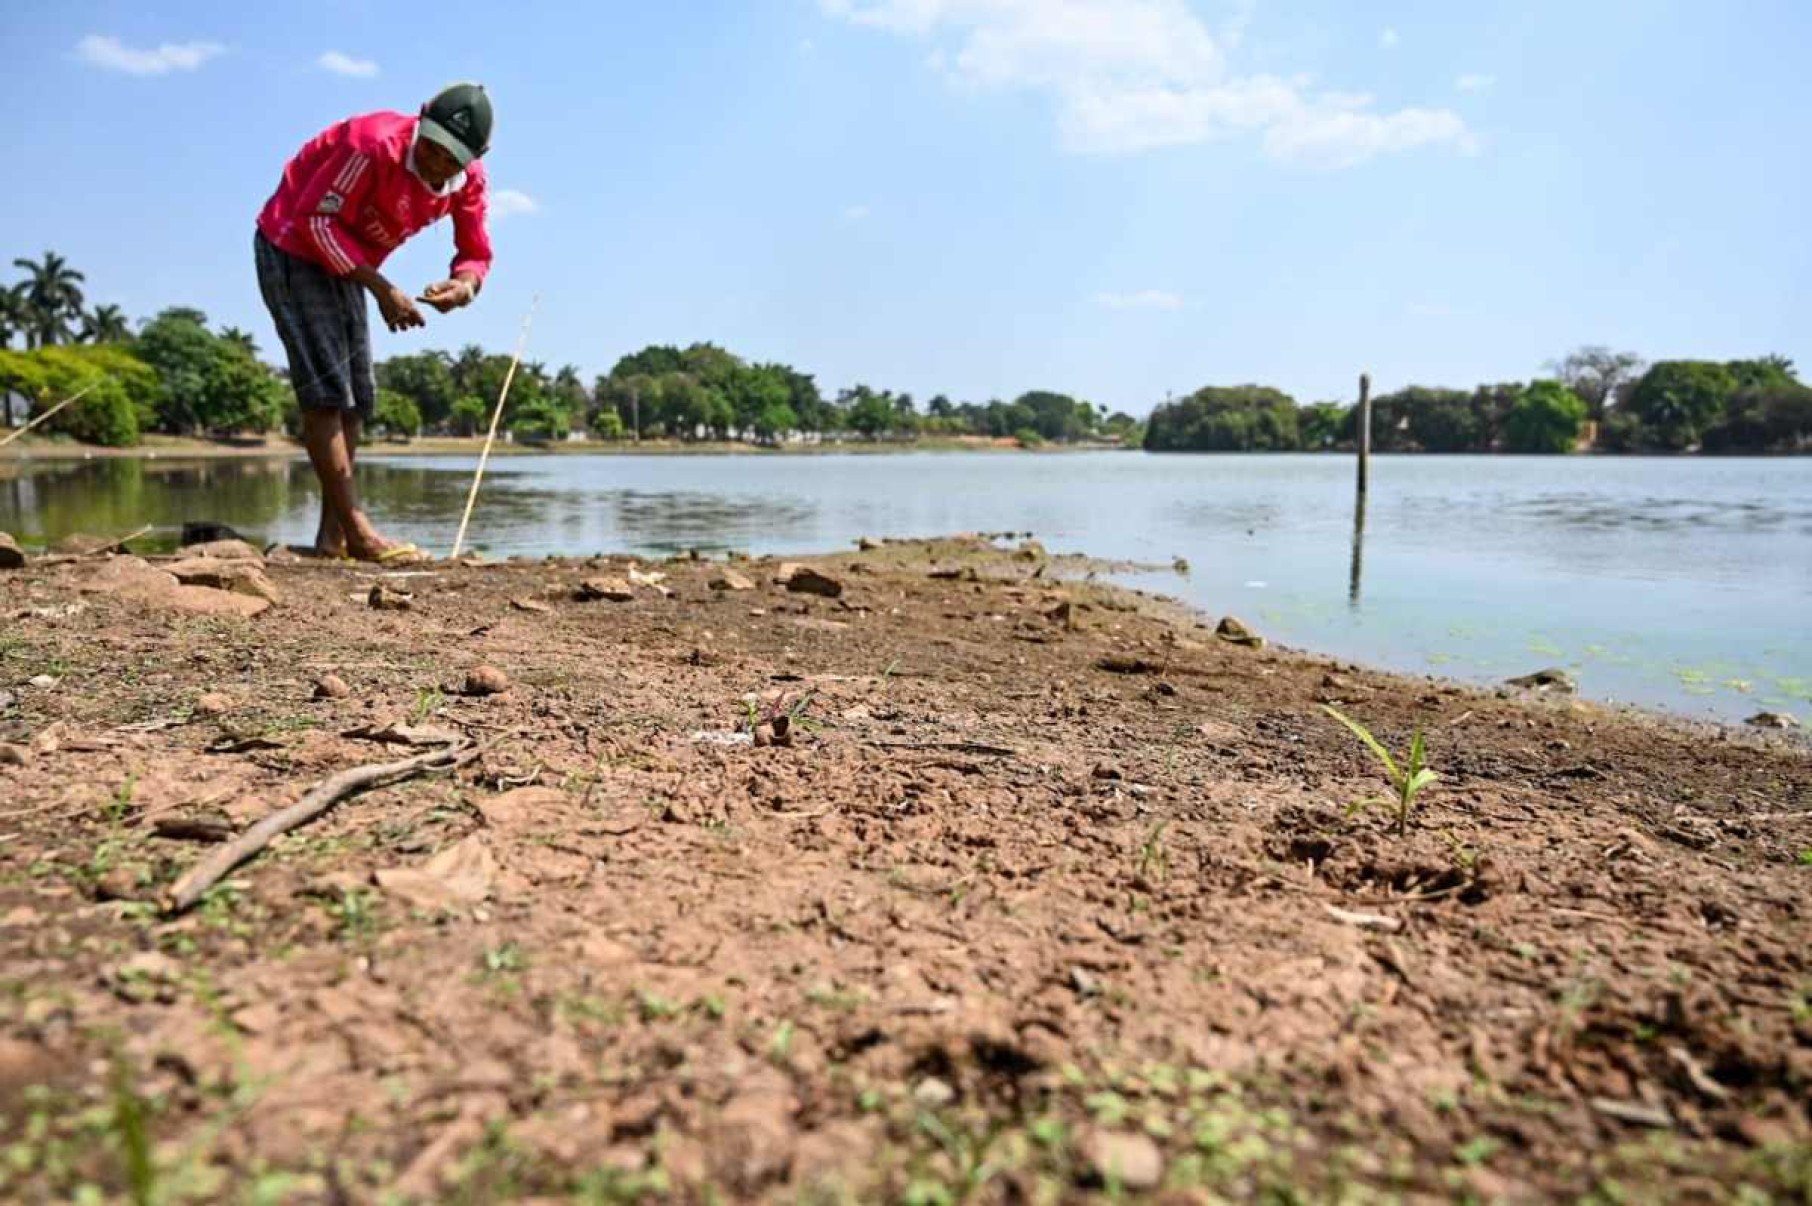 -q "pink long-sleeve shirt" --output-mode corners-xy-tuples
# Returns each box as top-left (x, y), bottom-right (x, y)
(257, 111), (492, 285)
